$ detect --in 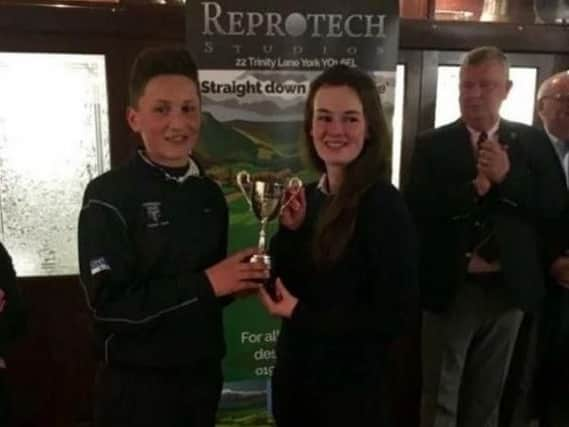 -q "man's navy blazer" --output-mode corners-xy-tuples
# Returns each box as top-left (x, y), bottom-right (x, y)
(406, 118), (567, 313)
